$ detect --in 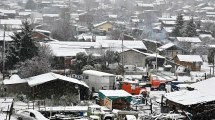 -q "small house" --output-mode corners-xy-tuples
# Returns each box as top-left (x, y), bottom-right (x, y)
(93, 21), (113, 32)
(119, 49), (165, 68)
(175, 37), (201, 51)
(173, 55), (203, 71)
(157, 43), (186, 58)
(98, 90), (132, 110)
